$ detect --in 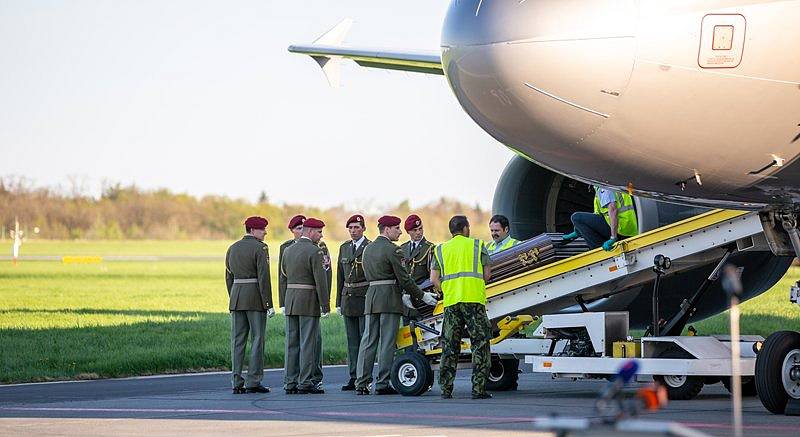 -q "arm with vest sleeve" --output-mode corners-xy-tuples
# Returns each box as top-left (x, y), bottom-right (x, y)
(256, 244), (273, 309)
(480, 244), (492, 282)
(390, 246), (424, 300)
(312, 249), (331, 314)
(225, 246), (234, 296)
(335, 245), (344, 308)
(607, 200), (619, 239)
